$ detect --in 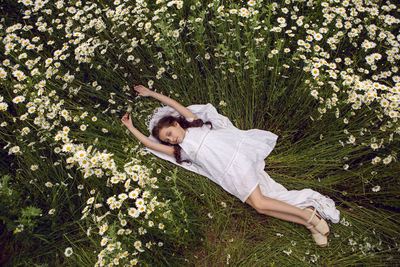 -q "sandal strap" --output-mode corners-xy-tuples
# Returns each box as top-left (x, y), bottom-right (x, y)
(306, 208), (316, 224)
